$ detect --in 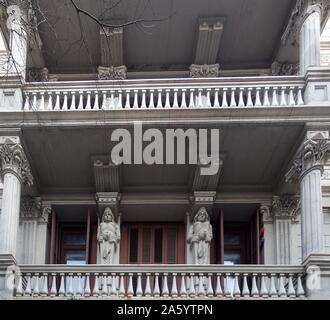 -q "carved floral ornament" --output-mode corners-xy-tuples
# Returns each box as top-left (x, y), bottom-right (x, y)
(97, 65), (127, 80)
(20, 196), (51, 223)
(0, 143), (33, 186)
(189, 64), (220, 78)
